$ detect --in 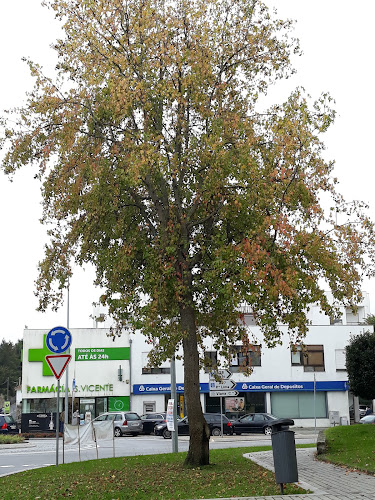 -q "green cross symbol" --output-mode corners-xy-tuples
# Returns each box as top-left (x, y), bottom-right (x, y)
(29, 334), (70, 376)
